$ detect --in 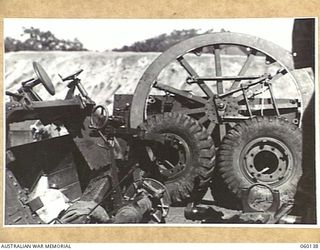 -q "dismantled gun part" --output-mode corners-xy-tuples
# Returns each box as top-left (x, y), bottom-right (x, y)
(57, 173), (170, 224)
(54, 104), (171, 224)
(124, 177), (171, 223)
